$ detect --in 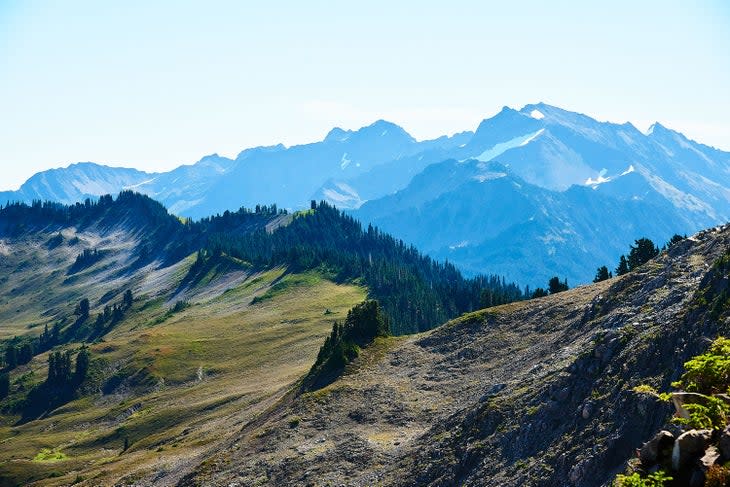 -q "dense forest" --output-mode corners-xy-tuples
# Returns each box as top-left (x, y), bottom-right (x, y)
(200, 200), (525, 334)
(0, 192), (526, 335)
